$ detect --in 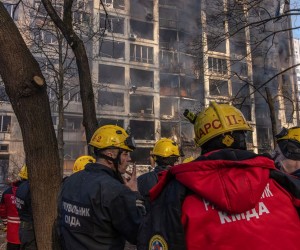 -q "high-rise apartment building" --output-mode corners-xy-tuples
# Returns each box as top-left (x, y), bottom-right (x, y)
(294, 38), (300, 100)
(0, 0), (298, 178)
